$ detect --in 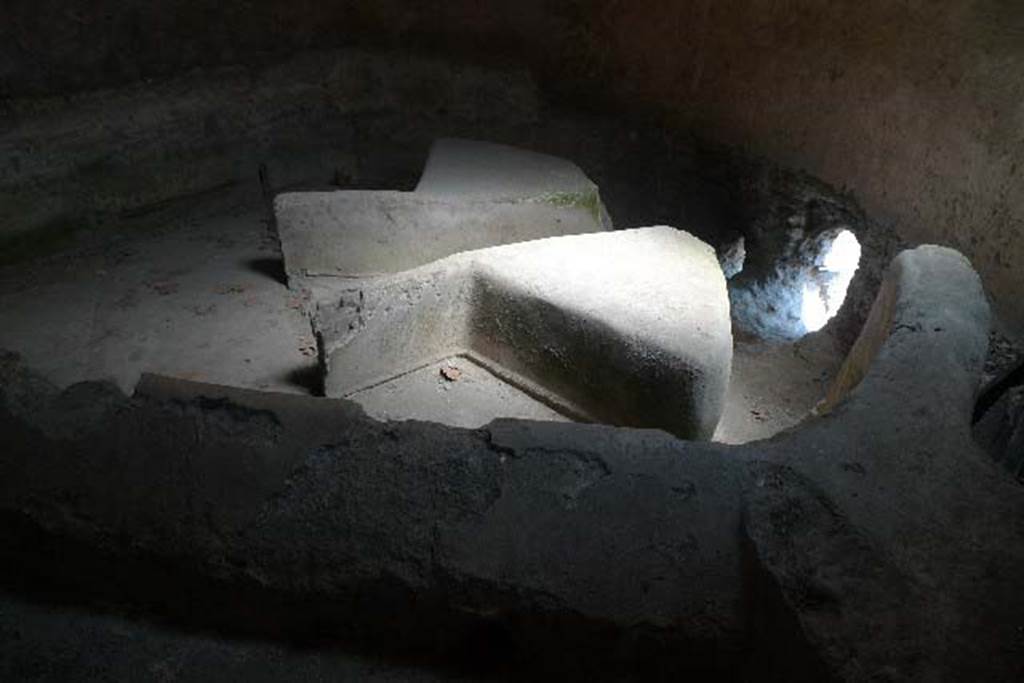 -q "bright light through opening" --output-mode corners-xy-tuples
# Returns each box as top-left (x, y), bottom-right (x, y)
(801, 230), (861, 333)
